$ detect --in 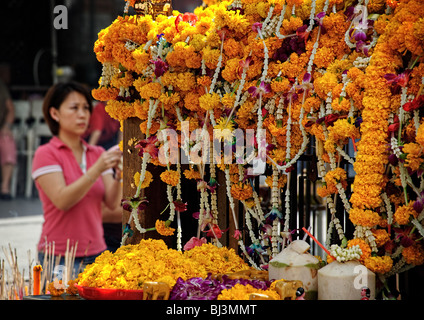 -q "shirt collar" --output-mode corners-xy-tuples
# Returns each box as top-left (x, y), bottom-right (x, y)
(50, 136), (94, 151)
